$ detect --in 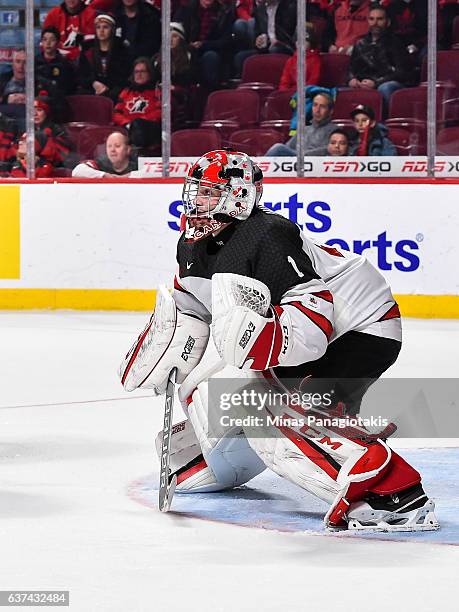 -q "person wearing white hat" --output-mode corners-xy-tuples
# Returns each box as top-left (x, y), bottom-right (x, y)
(152, 22), (198, 92)
(76, 12), (130, 99)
